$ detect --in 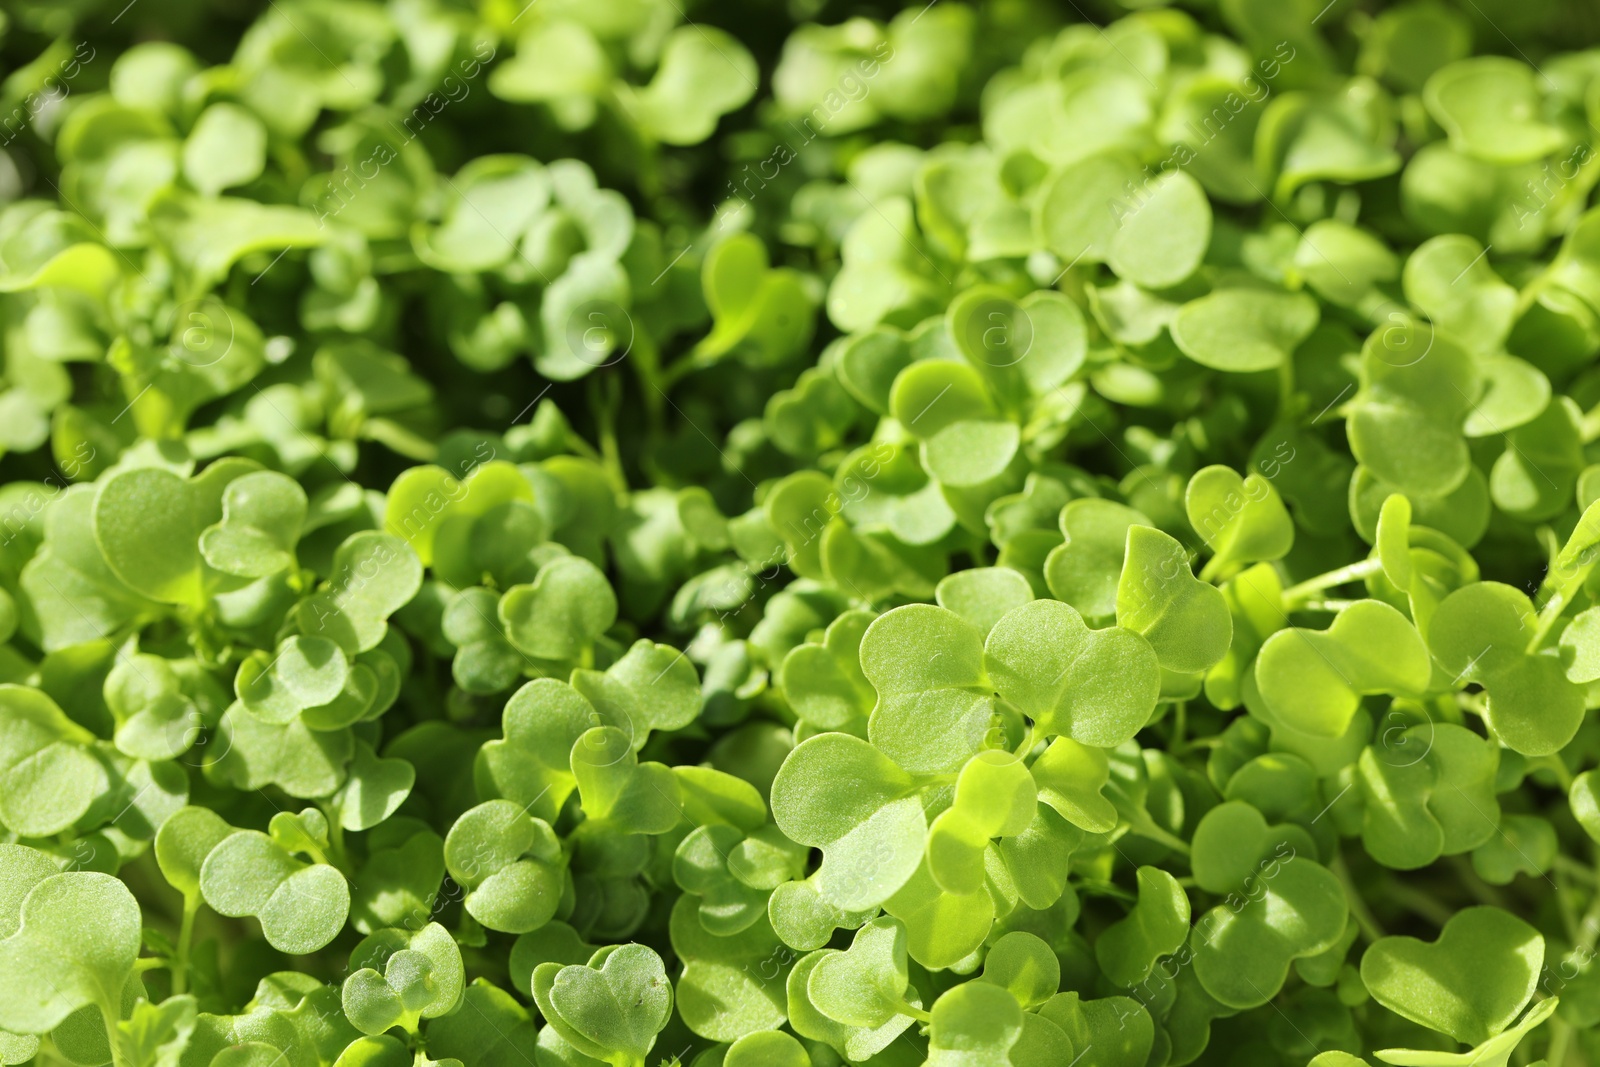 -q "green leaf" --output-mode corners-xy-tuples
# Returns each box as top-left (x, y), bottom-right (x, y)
(1360, 907), (1542, 1045)
(342, 923), (463, 1035)
(1427, 582), (1585, 756)
(1094, 866), (1191, 988)
(183, 103), (268, 197)
(625, 26), (758, 146)
(1254, 601), (1431, 738)
(500, 556), (617, 661)
(443, 800), (565, 933)
(771, 732), (924, 912)
(199, 829), (349, 954)
(986, 598), (1160, 747)
(1108, 170), (1212, 289)
(1044, 499), (1148, 623)
(0, 685), (107, 837)
(1172, 288), (1319, 373)
(1116, 524), (1232, 674)
(531, 944), (672, 1066)
(1422, 58), (1566, 165)
(0, 855), (141, 1034)
(1185, 465), (1294, 576)
(92, 467), (202, 606)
